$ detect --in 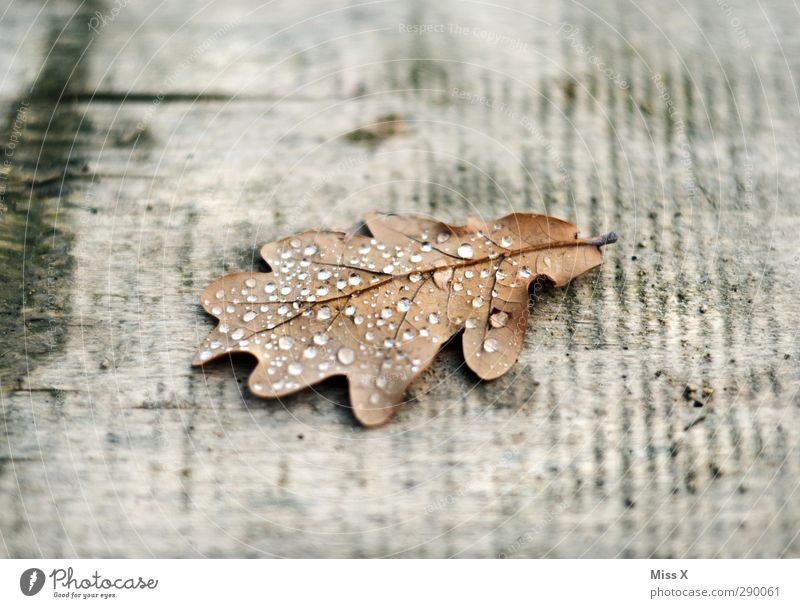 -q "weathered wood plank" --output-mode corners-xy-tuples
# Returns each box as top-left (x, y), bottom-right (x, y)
(0, 0), (798, 557)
